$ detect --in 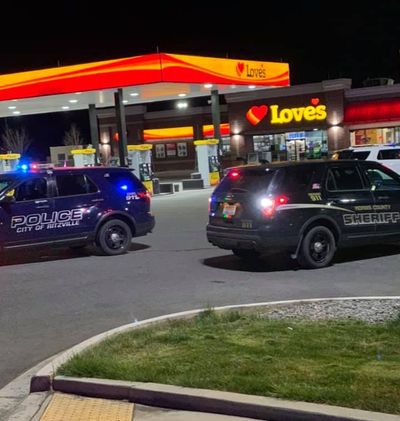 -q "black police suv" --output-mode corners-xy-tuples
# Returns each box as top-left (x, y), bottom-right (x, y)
(207, 160), (400, 269)
(0, 166), (155, 256)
